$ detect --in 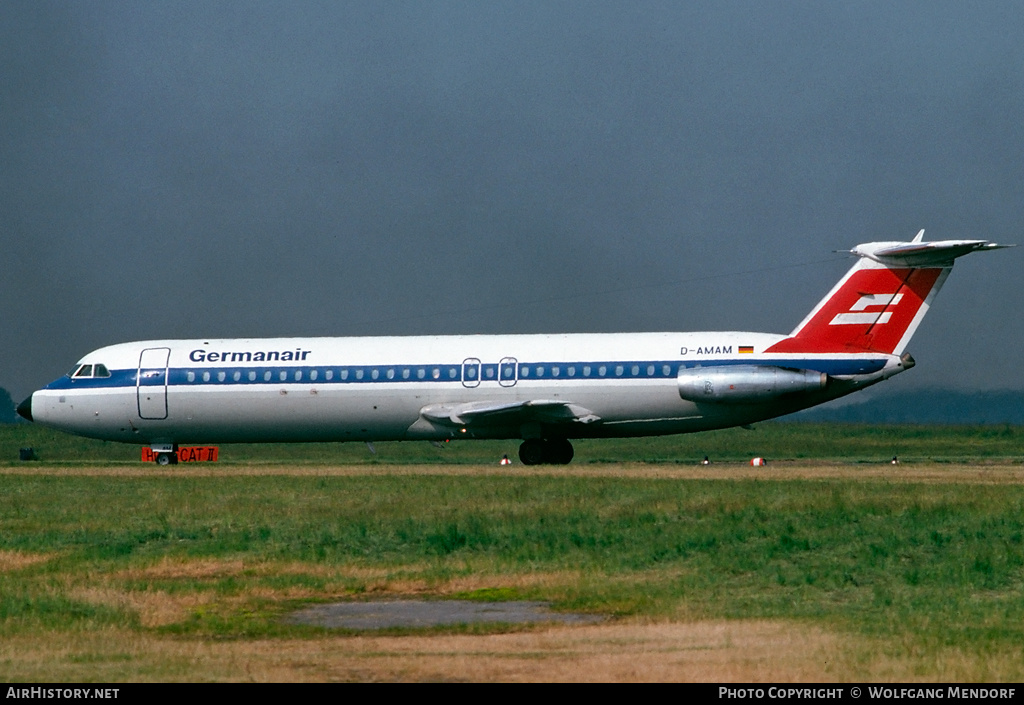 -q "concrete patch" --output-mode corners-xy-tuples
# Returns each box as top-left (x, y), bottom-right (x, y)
(287, 600), (604, 629)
